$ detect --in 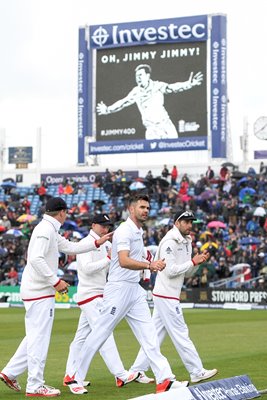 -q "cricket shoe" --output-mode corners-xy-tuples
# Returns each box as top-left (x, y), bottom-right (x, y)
(135, 372), (155, 384)
(0, 372), (21, 392)
(67, 382), (88, 395)
(156, 379), (189, 393)
(116, 371), (140, 387)
(26, 385), (60, 397)
(191, 368), (218, 383)
(63, 374), (90, 387)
